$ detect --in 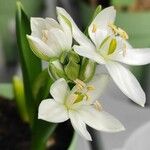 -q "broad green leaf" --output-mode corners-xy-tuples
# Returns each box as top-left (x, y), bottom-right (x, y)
(31, 120), (57, 150)
(16, 2), (42, 123)
(32, 69), (53, 106)
(31, 69), (57, 150)
(13, 76), (29, 122)
(0, 83), (14, 99)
